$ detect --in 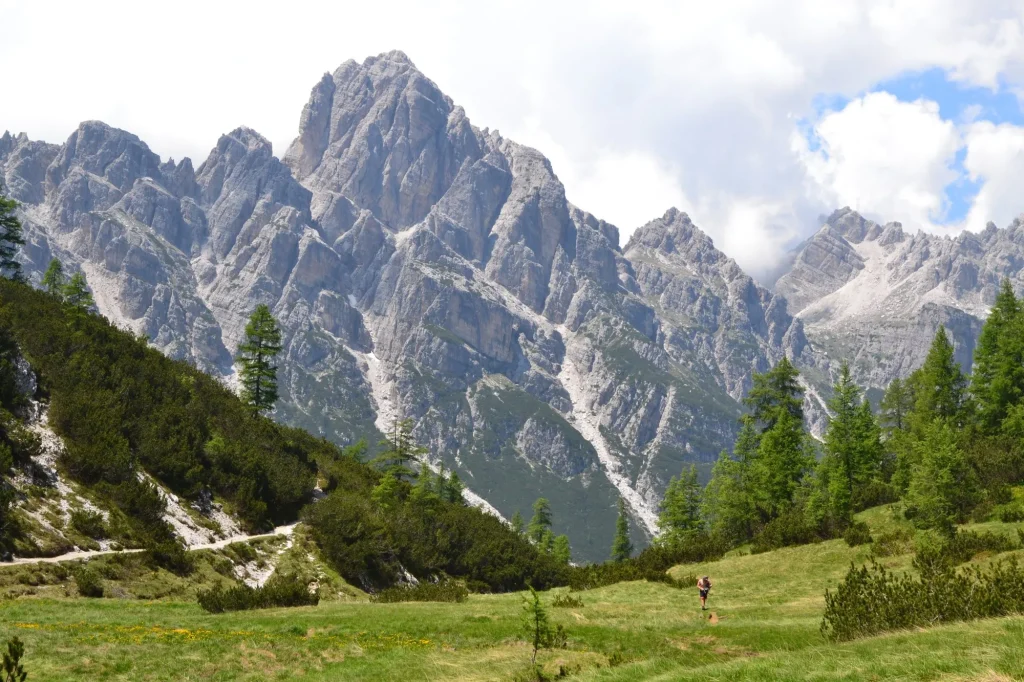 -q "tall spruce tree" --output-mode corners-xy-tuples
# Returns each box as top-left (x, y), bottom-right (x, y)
(373, 418), (427, 482)
(0, 186), (25, 282)
(909, 327), (970, 430)
(702, 449), (756, 544)
(528, 498), (553, 545)
(41, 258), (66, 297)
(972, 279), (1024, 432)
(904, 420), (980, 535)
(751, 409), (812, 518)
(236, 304), (282, 414)
(510, 510), (525, 536)
(657, 464), (703, 542)
(62, 272), (95, 313)
(611, 498), (633, 562)
(821, 363), (884, 522)
(744, 356), (804, 431)
(879, 377), (914, 435)
(552, 534), (572, 565)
